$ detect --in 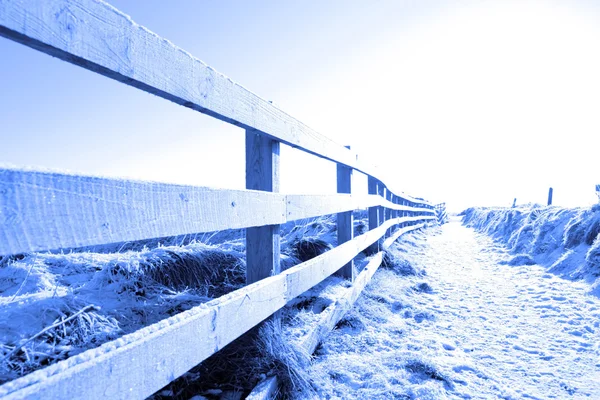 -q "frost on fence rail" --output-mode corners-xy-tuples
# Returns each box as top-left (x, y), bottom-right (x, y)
(0, 0), (434, 202)
(0, 216), (434, 400)
(0, 168), (435, 256)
